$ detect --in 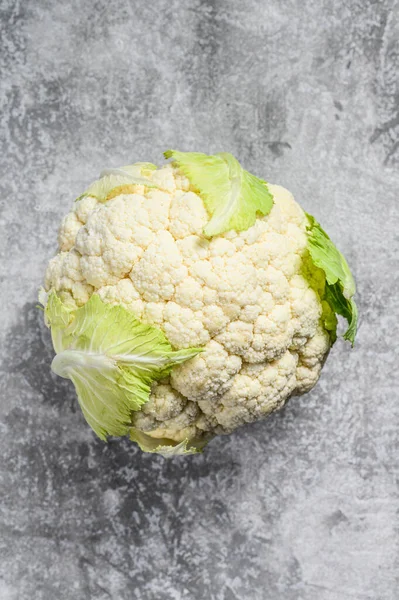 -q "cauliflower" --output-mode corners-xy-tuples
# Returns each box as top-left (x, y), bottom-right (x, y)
(42, 151), (357, 455)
